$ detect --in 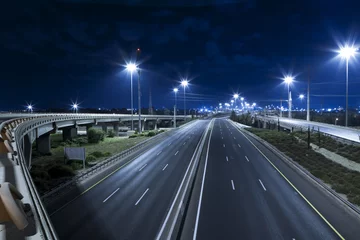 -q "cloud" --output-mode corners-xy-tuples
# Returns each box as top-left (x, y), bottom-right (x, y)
(232, 41), (244, 51)
(181, 17), (210, 32)
(117, 22), (145, 41)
